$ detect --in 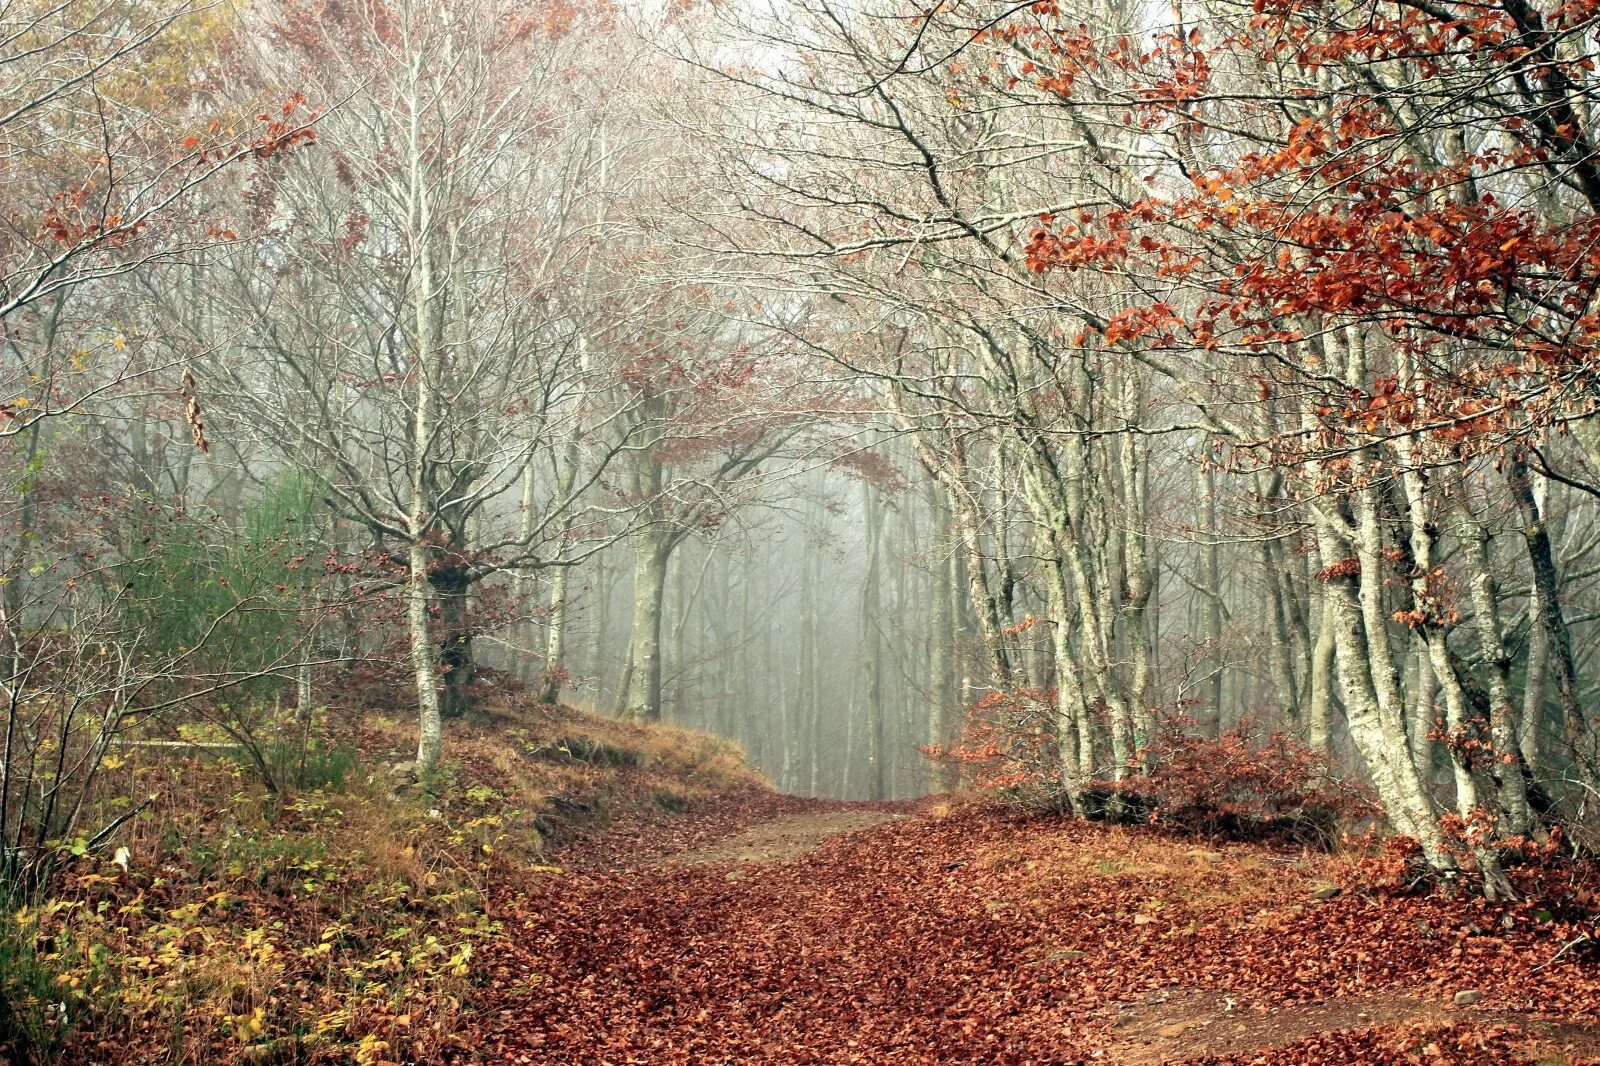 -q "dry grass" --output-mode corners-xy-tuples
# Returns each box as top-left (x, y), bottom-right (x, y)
(546, 704), (766, 790)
